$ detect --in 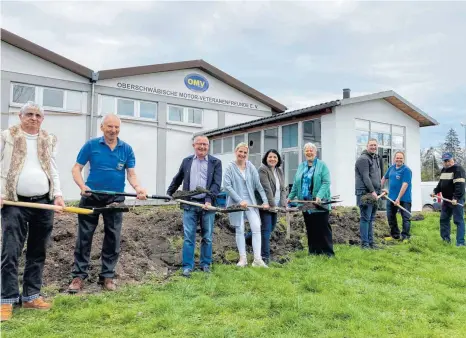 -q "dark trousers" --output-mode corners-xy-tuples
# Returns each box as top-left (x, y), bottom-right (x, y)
(386, 200), (412, 239)
(1, 195), (54, 303)
(302, 211), (335, 257)
(439, 199), (465, 246)
(259, 210), (278, 263)
(72, 194), (124, 281)
(357, 194), (378, 247)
